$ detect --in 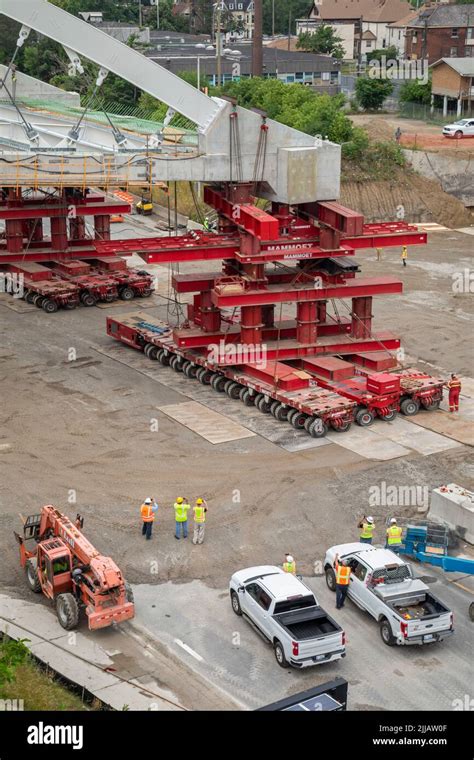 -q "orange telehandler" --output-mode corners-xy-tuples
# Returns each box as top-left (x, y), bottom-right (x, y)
(15, 505), (135, 631)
